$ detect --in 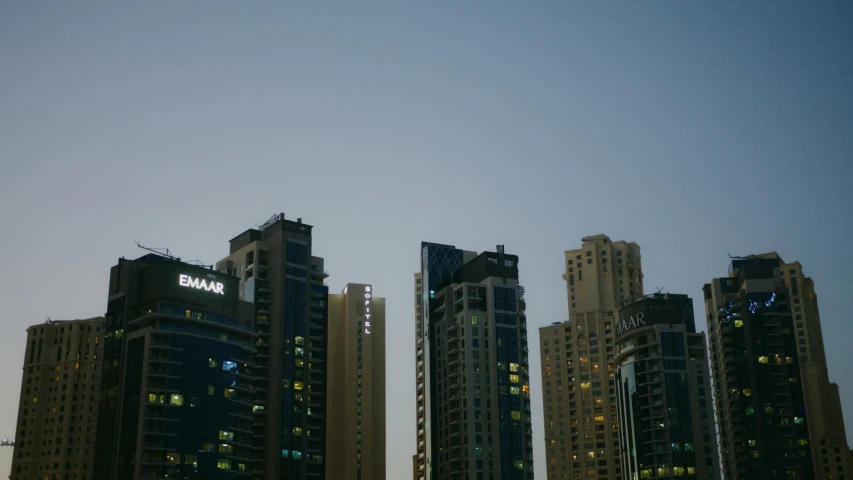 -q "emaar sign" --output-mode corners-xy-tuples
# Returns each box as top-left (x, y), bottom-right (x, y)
(178, 274), (225, 295)
(616, 312), (646, 337)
